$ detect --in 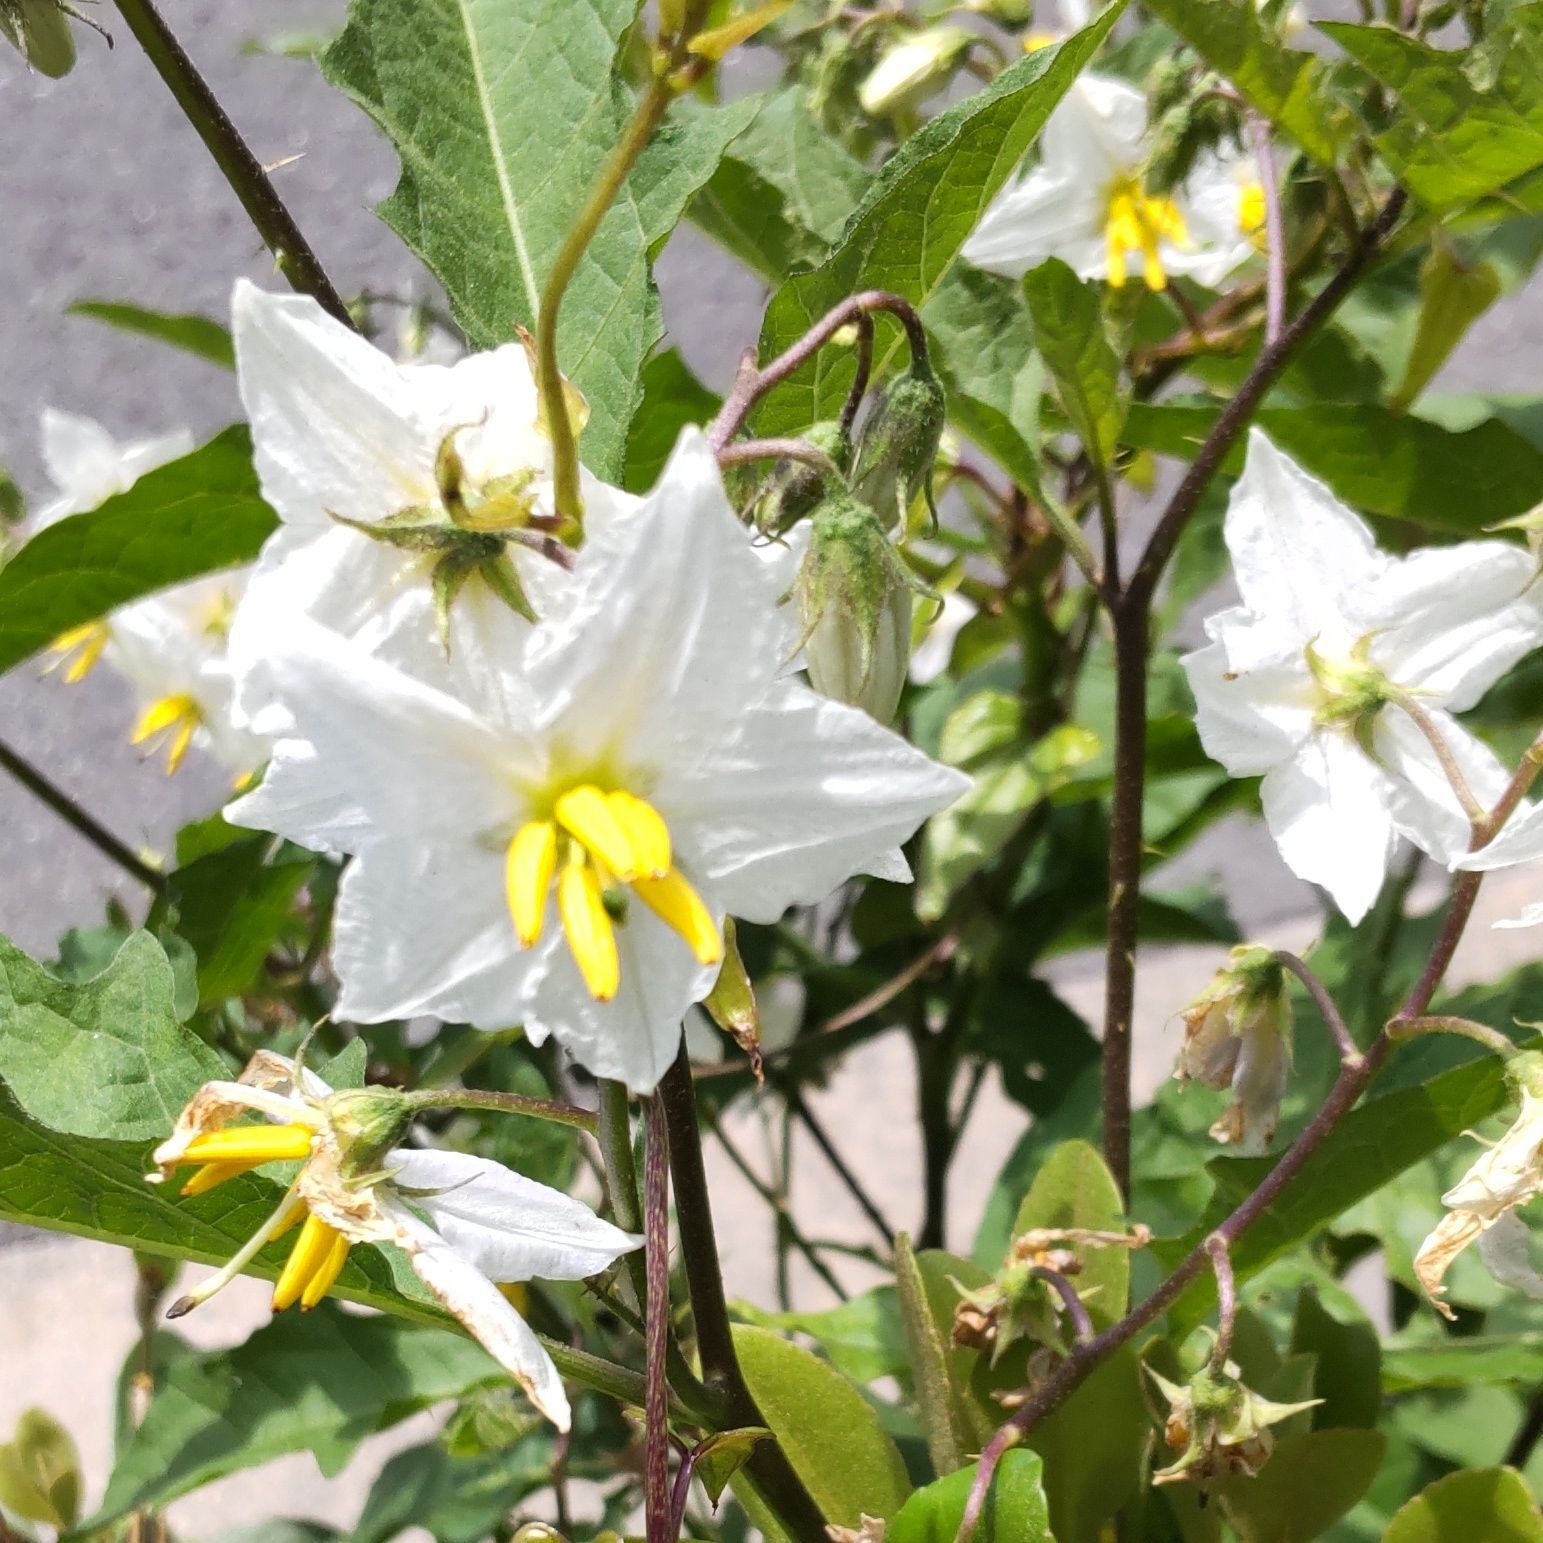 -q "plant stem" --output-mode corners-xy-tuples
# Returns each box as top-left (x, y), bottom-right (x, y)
(1479, 727), (1543, 843)
(1030, 1267), (1094, 1344)
(403, 1087), (597, 1134)
(1274, 951), (1363, 1067)
(715, 438), (845, 480)
(541, 1337), (650, 1409)
(657, 1049), (830, 1543)
(1388, 1014), (1519, 1060)
(0, 735), (166, 893)
(110, 0), (352, 325)
(1396, 698), (1485, 828)
(644, 1095), (673, 1543)
(1205, 1236), (1237, 1370)
(1246, 112), (1287, 347)
(780, 1080), (897, 1248)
